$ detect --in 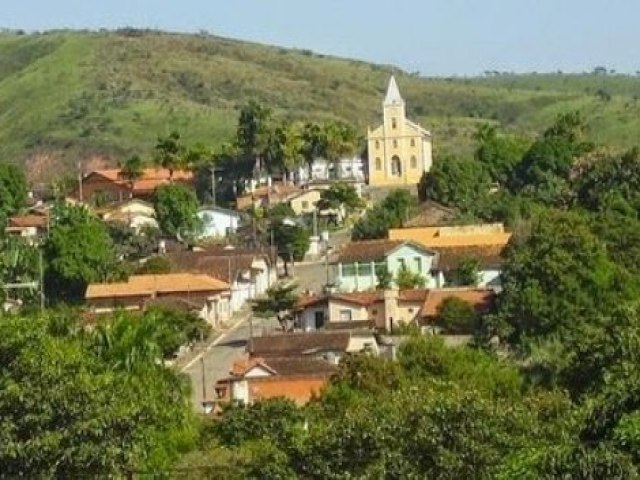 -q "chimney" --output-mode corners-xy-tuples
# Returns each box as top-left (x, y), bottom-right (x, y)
(383, 289), (399, 333)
